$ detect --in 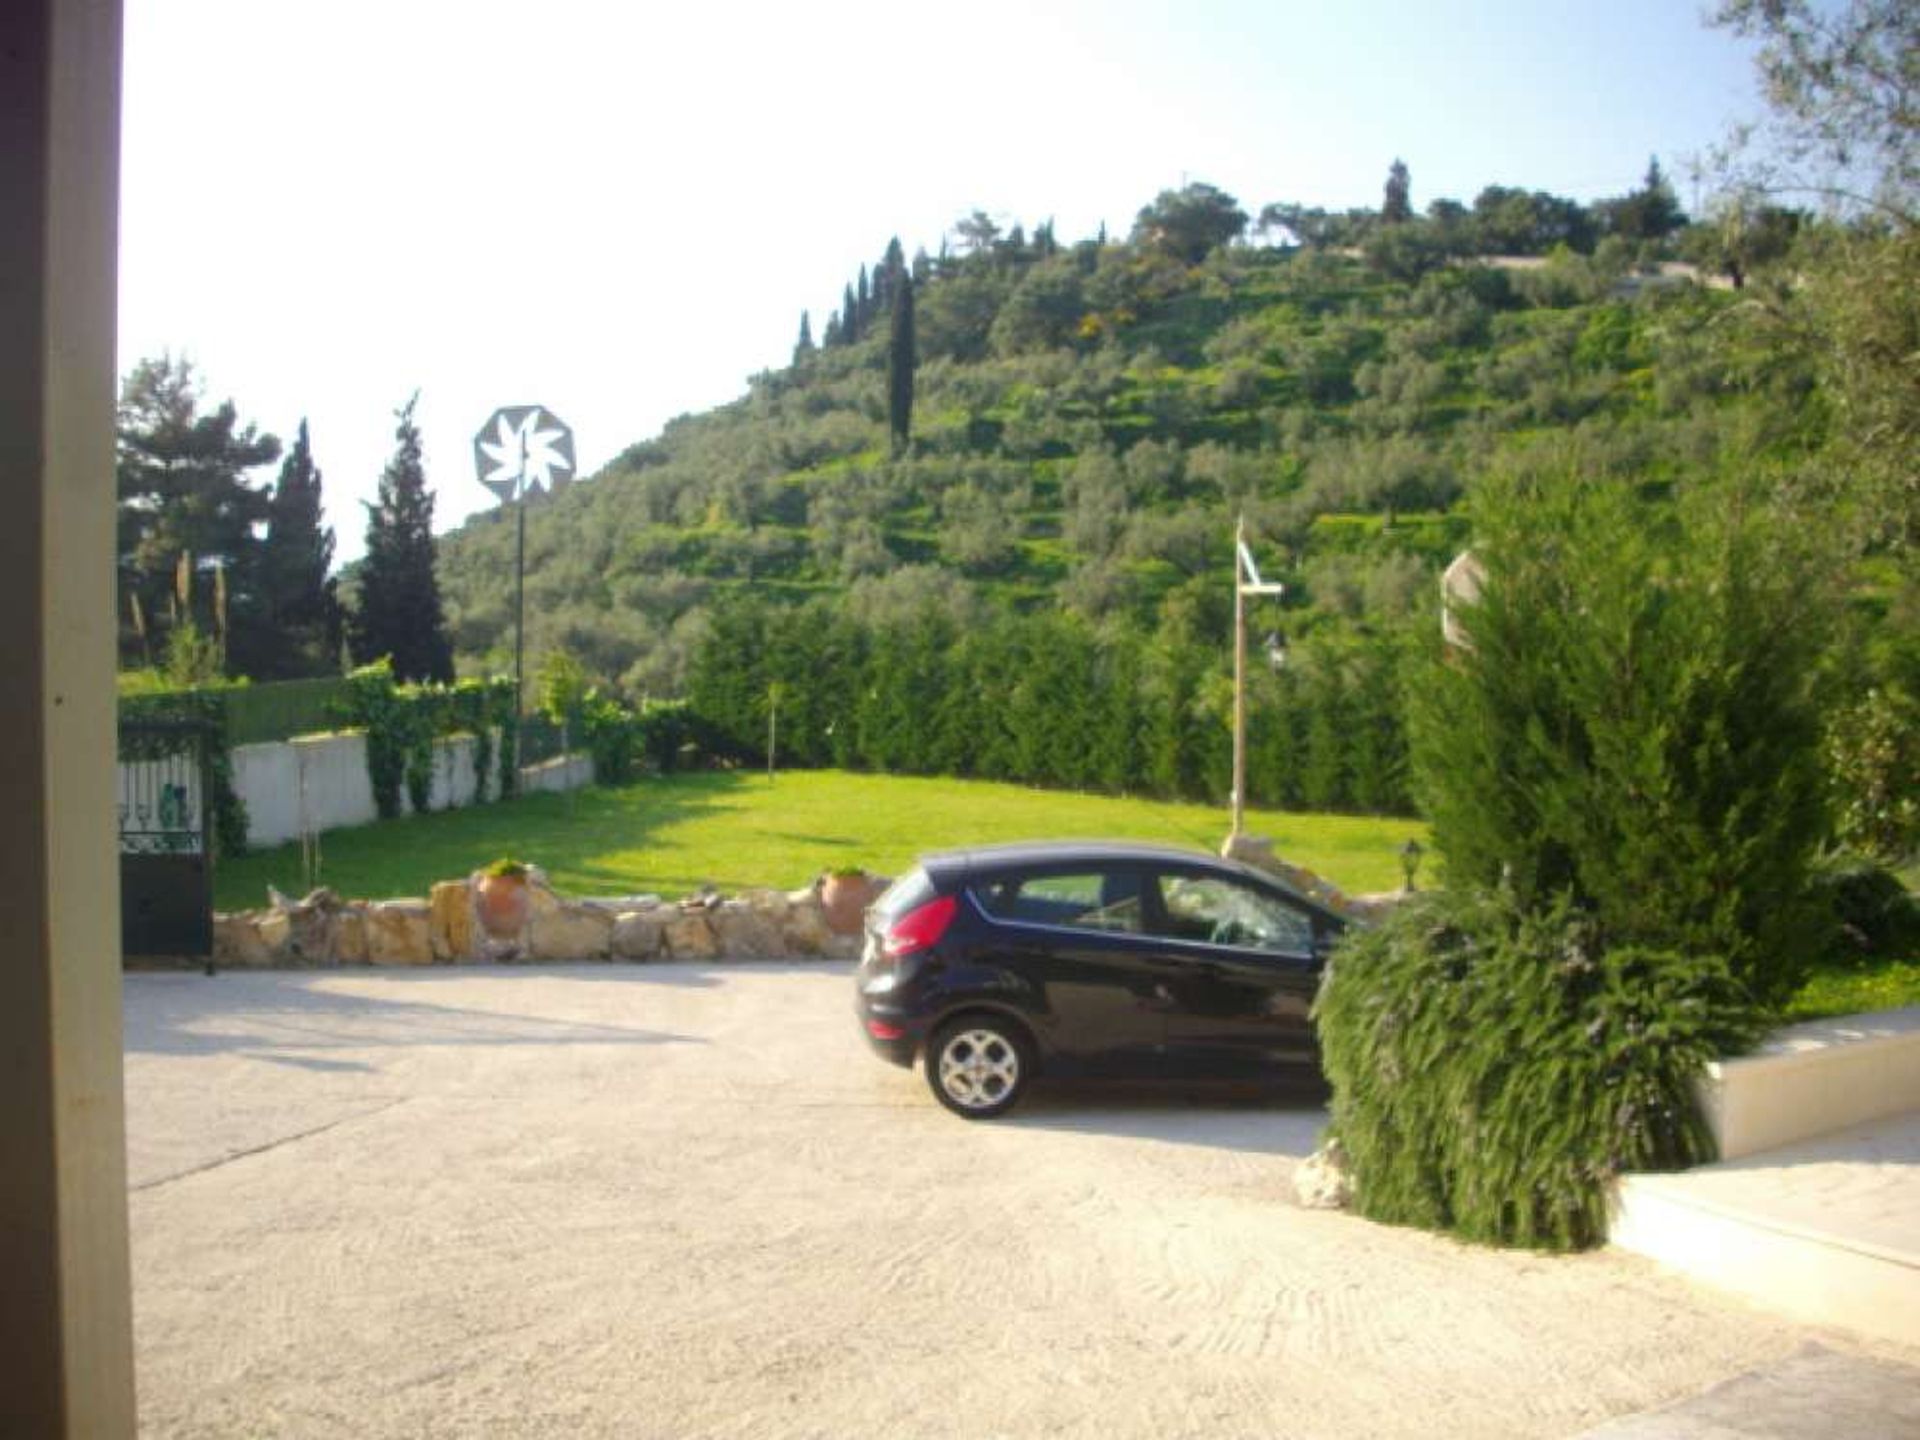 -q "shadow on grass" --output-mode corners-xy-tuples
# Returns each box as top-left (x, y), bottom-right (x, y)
(124, 969), (706, 1059)
(214, 772), (752, 911)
